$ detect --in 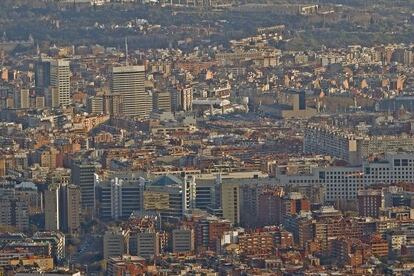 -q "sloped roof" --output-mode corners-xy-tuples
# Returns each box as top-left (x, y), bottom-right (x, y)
(151, 174), (183, 186)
